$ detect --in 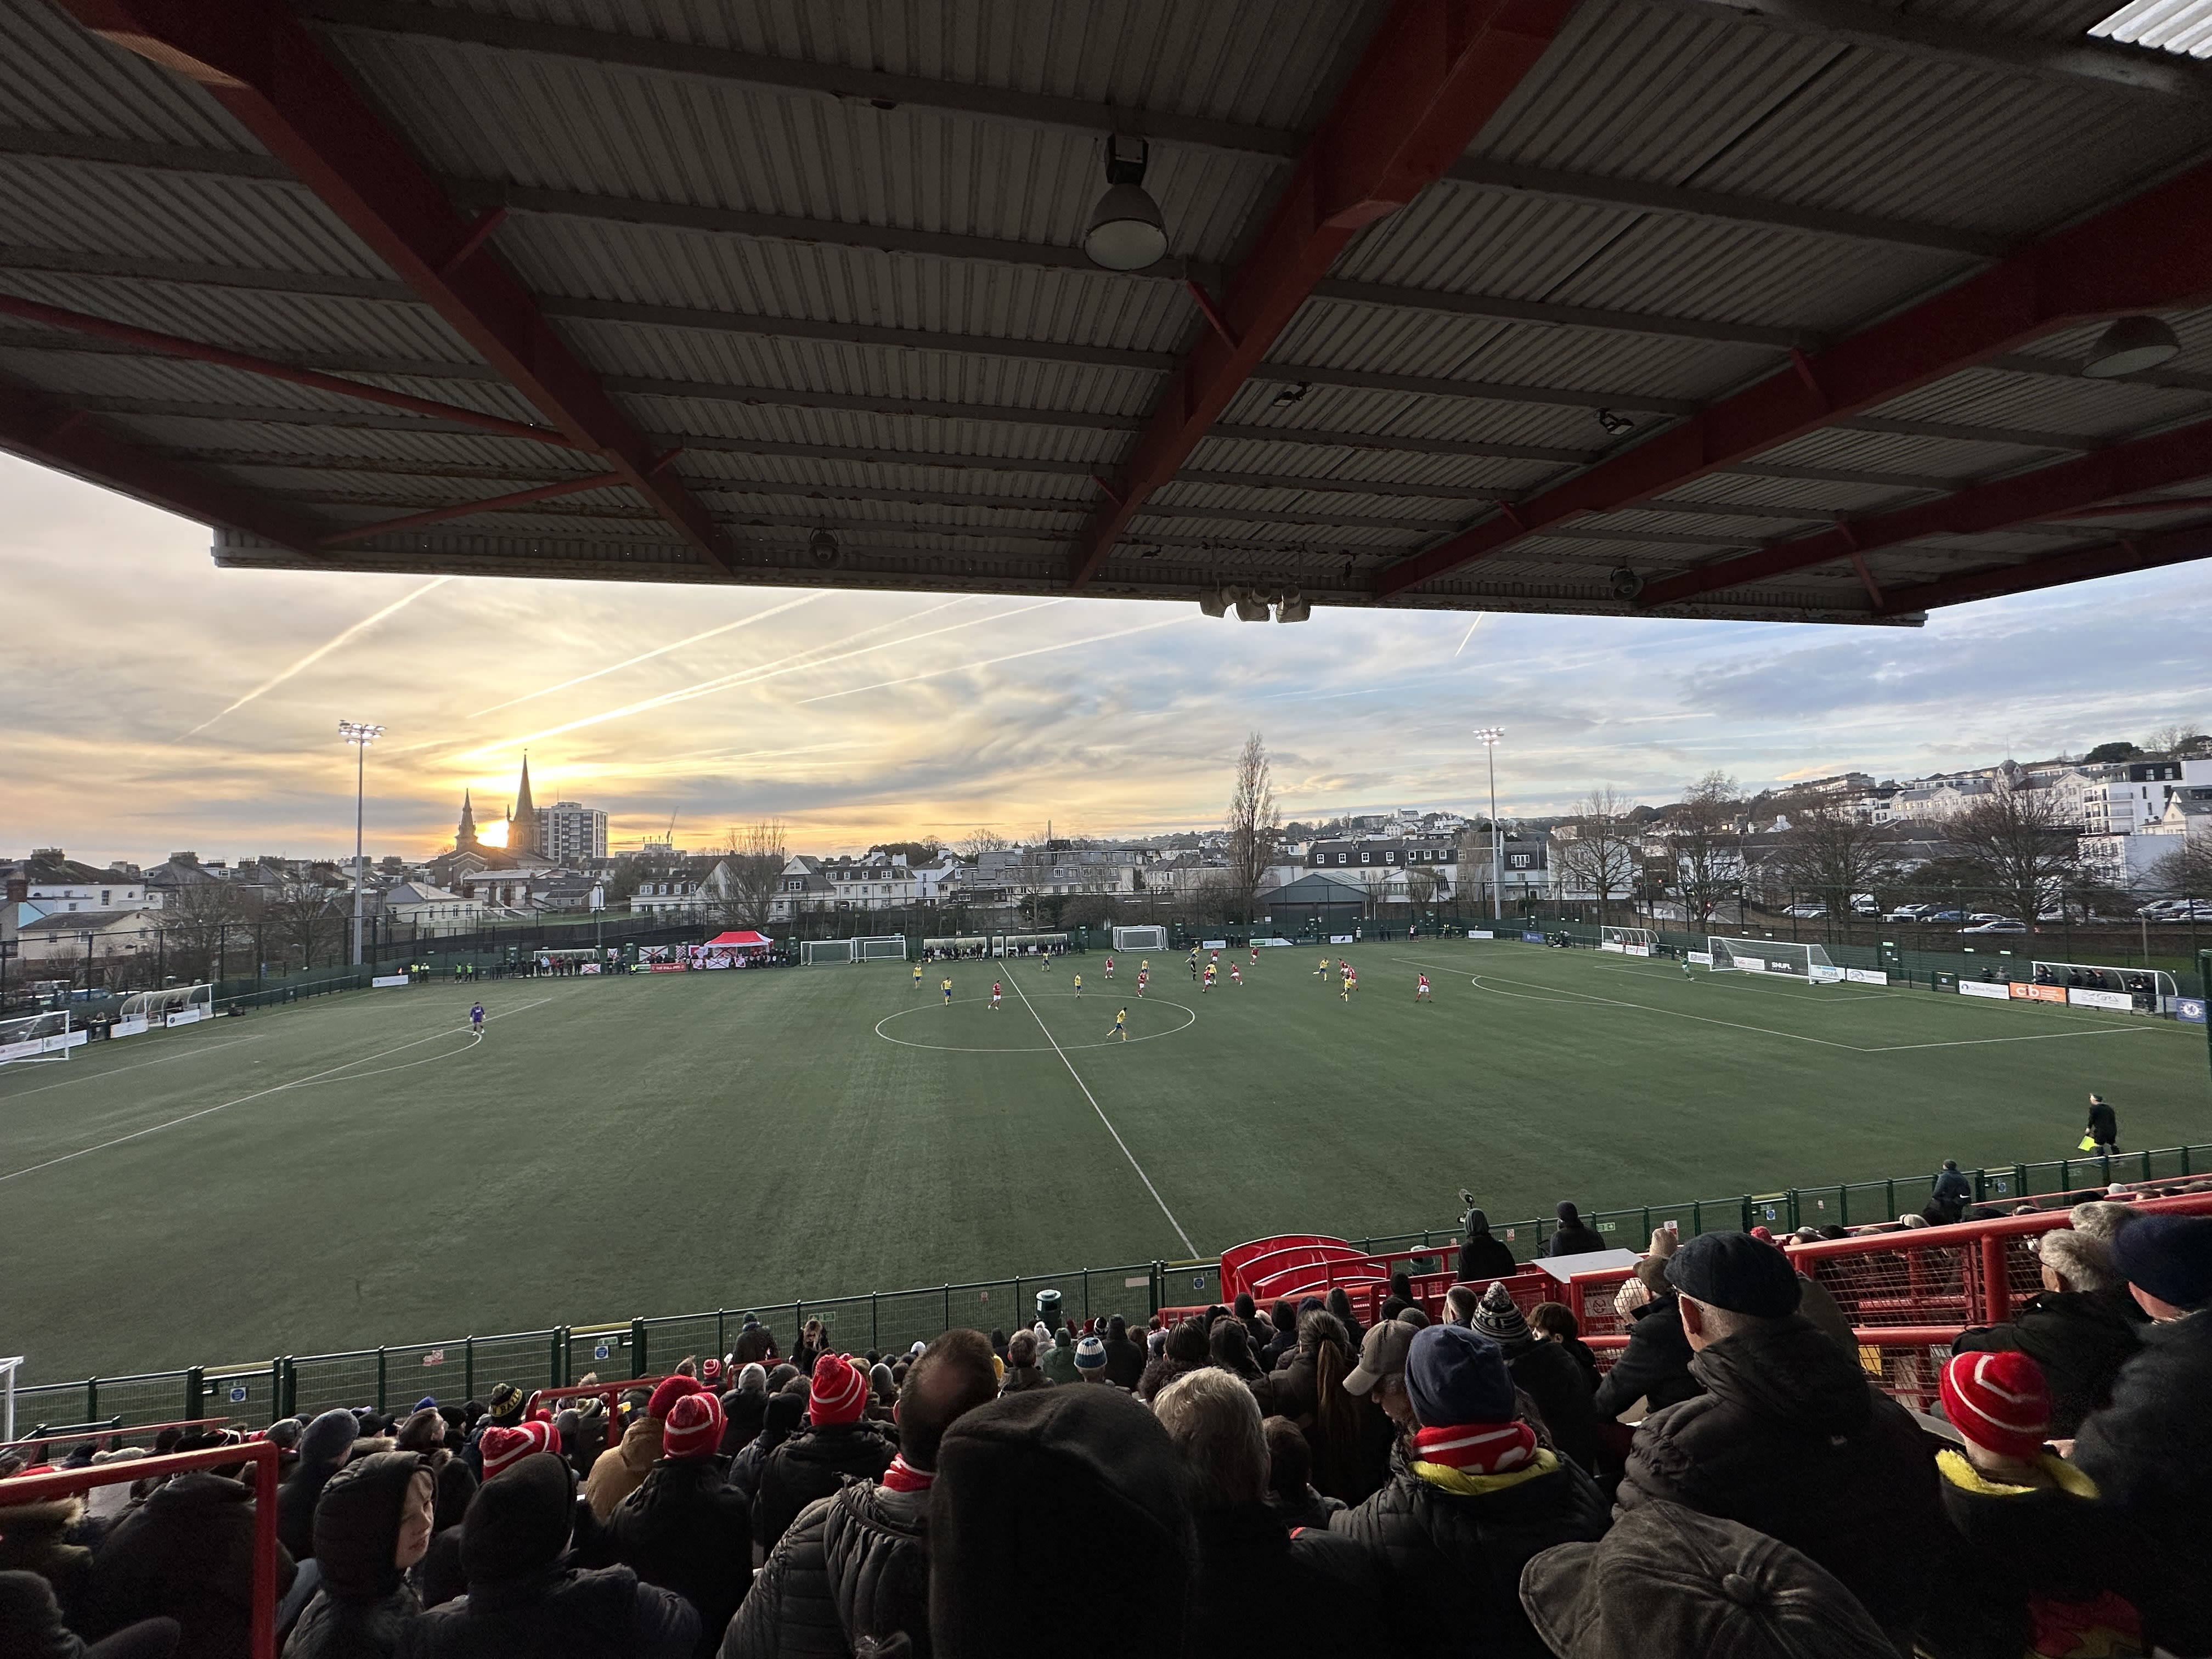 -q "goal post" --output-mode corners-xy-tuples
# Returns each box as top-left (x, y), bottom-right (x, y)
(1600, 927), (1658, 956)
(1707, 938), (1841, 982)
(855, 935), (908, 962)
(1111, 926), (1167, 952)
(800, 939), (856, 967)
(0, 1009), (78, 1066)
